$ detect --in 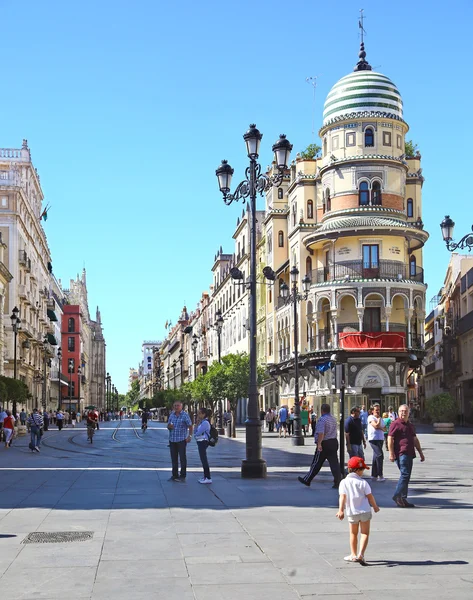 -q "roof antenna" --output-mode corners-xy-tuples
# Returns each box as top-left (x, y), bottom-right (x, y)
(354, 8), (372, 72)
(306, 76), (319, 139)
